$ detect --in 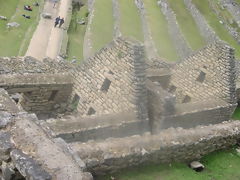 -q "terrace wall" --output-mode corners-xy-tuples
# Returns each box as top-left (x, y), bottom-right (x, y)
(71, 120), (240, 175)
